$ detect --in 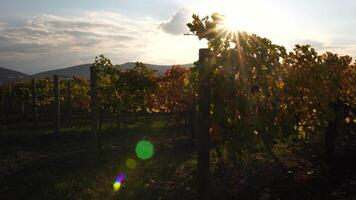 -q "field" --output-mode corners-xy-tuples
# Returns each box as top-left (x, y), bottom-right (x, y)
(1, 114), (356, 200)
(0, 12), (356, 200)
